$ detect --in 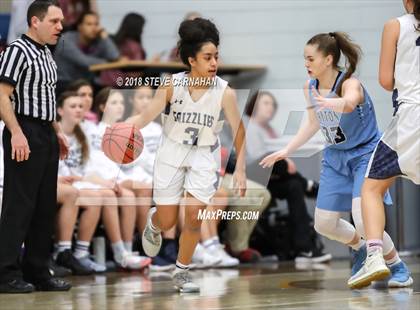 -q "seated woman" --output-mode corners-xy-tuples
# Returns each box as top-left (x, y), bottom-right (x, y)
(54, 91), (108, 274)
(101, 13), (147, 87)
(244, 91), (331, 263)
(55, 91), (151, 271)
